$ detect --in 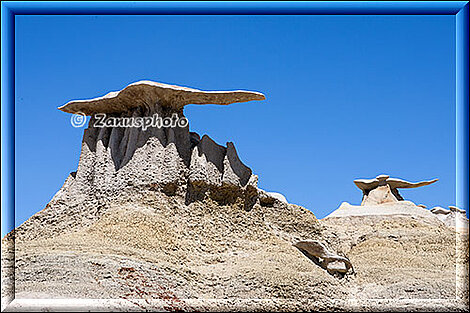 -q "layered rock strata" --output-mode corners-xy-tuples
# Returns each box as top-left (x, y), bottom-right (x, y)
(13, 81), (271, 242)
